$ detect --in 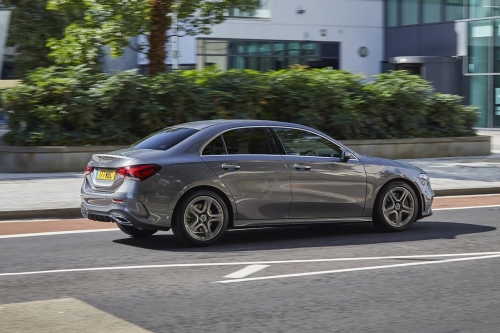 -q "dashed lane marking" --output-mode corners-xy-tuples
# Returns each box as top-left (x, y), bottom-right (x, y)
(224, 265), (270, 279)
(215, 254), (500, 284)
(1, 252), (500, 277)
